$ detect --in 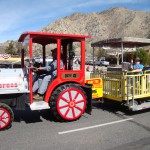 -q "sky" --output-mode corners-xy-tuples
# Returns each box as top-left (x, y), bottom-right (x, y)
(0, 0), (149, 43)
